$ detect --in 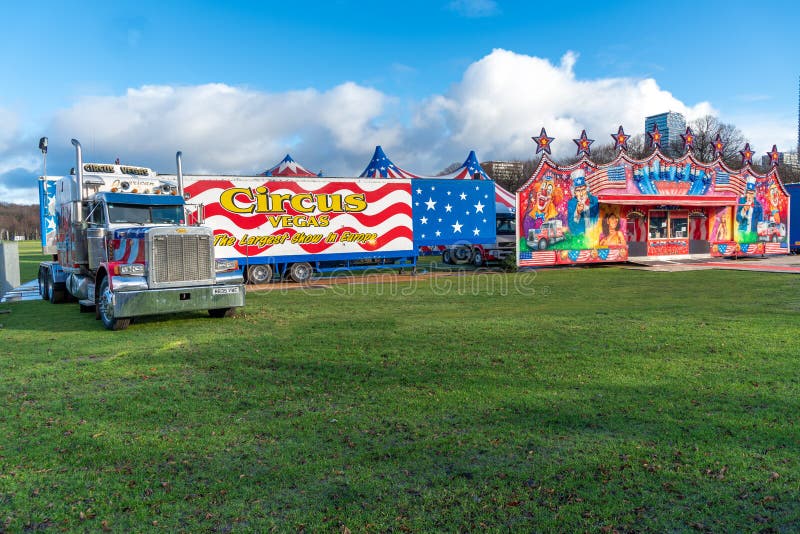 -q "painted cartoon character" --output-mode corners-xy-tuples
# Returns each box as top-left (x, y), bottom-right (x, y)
(522, 174), (562, 233)
(599, 212), (625, 247)
(567, 170), (599, 236)
(736, 182), (764, 234)
(715, 213), (729, 241)
(766, 180), (784, 224)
